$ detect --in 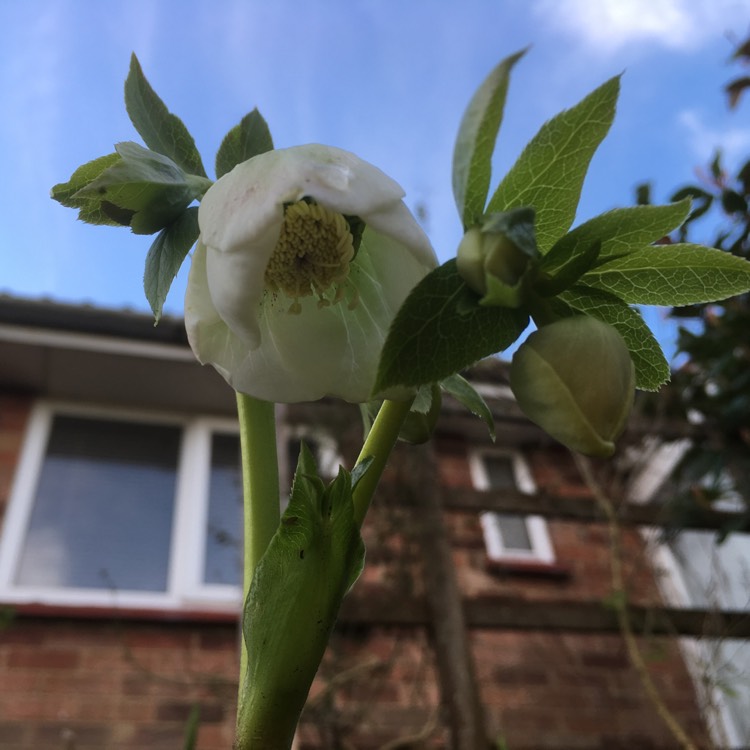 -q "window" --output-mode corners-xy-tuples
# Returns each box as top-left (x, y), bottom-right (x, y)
(469, 449), (555, 565)
(0, 402), (338, 612)
(280, 425), (341, 497)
